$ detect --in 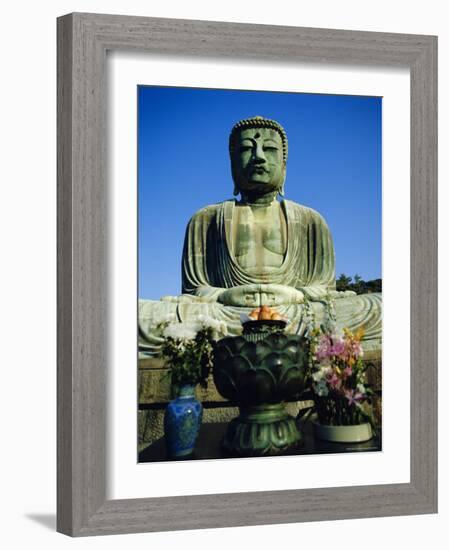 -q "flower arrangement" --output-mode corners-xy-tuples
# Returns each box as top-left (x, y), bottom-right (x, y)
(304, 297), (374, 427)
(156, 315), (227, 392)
